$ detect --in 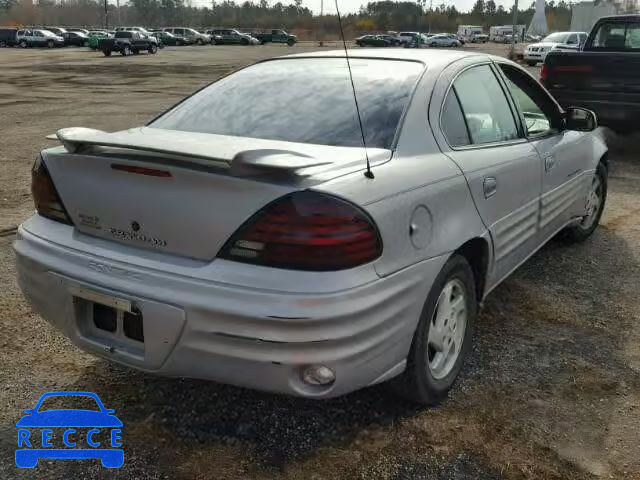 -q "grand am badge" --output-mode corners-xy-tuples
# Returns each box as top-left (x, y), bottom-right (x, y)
(107, 227), (167, 247)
